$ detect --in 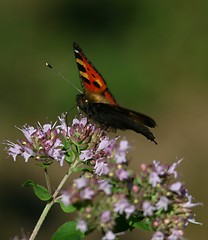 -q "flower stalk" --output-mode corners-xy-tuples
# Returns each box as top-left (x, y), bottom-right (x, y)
(44, 168), (52, 195)
(29, 200), (53, 240)
(29, 157), (80, 240)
